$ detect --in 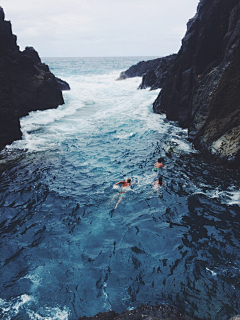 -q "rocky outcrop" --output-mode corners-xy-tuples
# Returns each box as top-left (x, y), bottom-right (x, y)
(0, 7), (69, 150)
(119, 0), (240, 168)
(55, 76), (70, 91)
(117, 55), (176, 90)
(117, 58), (164, 80)
(78, 305), (199, 320)
(153, 0), (240, 167)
